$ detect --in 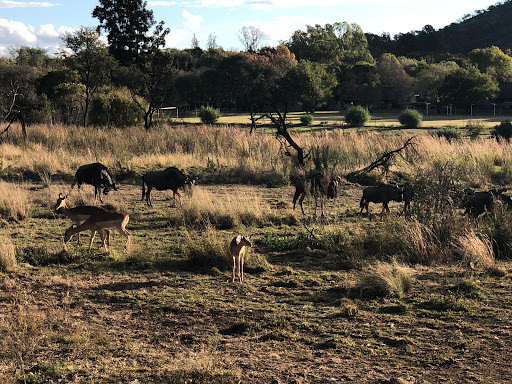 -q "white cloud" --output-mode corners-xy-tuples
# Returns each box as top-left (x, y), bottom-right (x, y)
(0, 19), (37, 47)
(182, 10), (202, 30)
(0, 1), (56, 8)
(148, 1), (177, 5)
(167, 28), (193, 48)
(0, 19), (74, 55)
(184, 0), (405, 8)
